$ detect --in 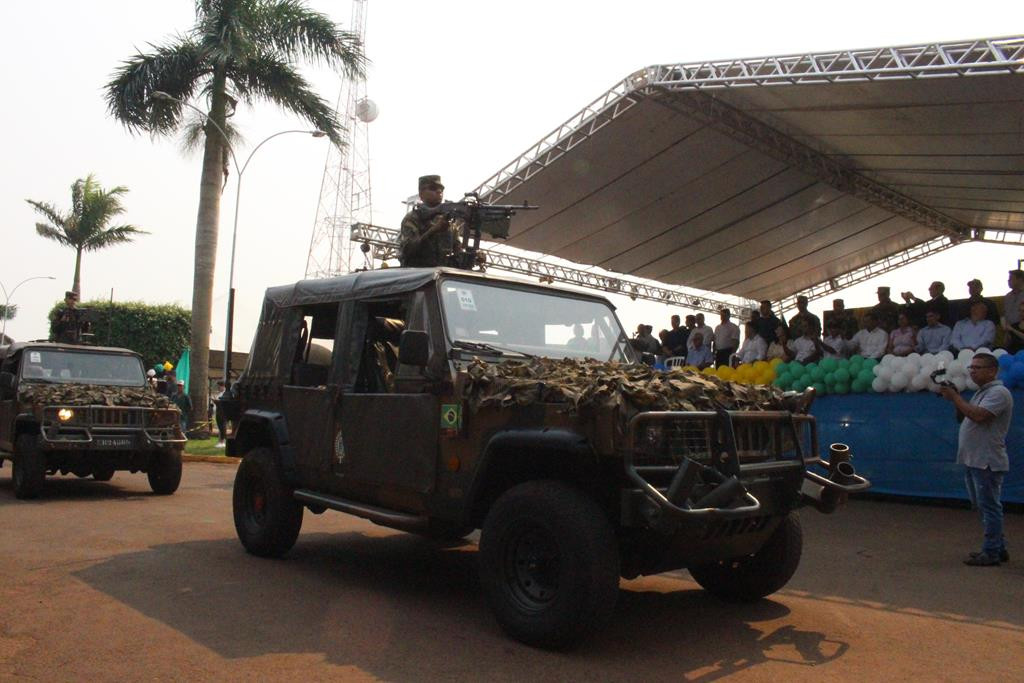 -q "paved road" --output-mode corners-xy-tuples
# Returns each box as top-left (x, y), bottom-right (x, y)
(1, 462), (1021, 681)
